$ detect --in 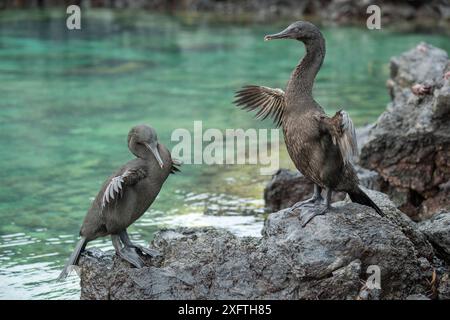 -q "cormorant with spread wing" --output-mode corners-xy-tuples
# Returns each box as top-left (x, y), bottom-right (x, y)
(234, 21), (384, 226)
